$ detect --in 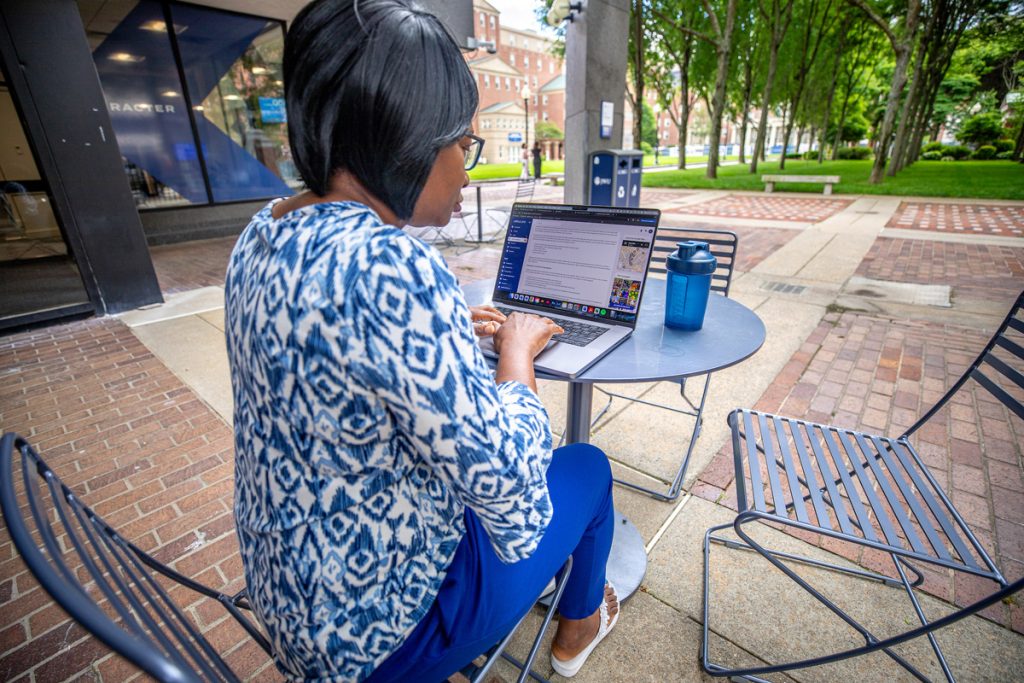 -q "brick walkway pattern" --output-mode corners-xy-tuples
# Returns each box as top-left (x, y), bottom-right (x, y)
(669, 195), (853, 222)
(151, 236), (238, 295)
(856, 238), (1024, 300)
(887, 202), (1024, 236)
(0, 319), (275, 681)
(693, 311), (1024, 635)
